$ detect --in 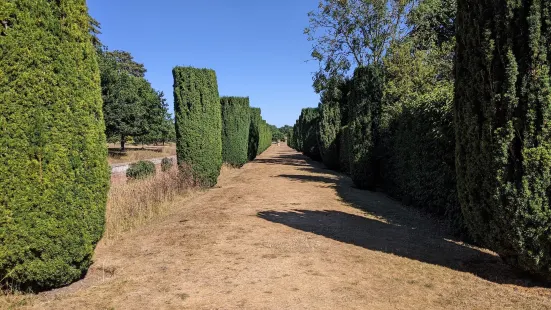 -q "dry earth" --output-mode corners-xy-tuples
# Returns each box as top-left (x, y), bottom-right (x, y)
(5, 144), (551, 309)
